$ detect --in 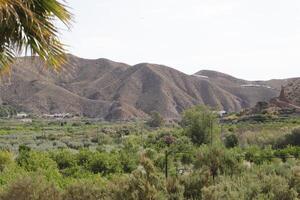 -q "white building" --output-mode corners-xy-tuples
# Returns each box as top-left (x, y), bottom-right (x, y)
(16, 113), (28, 118)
